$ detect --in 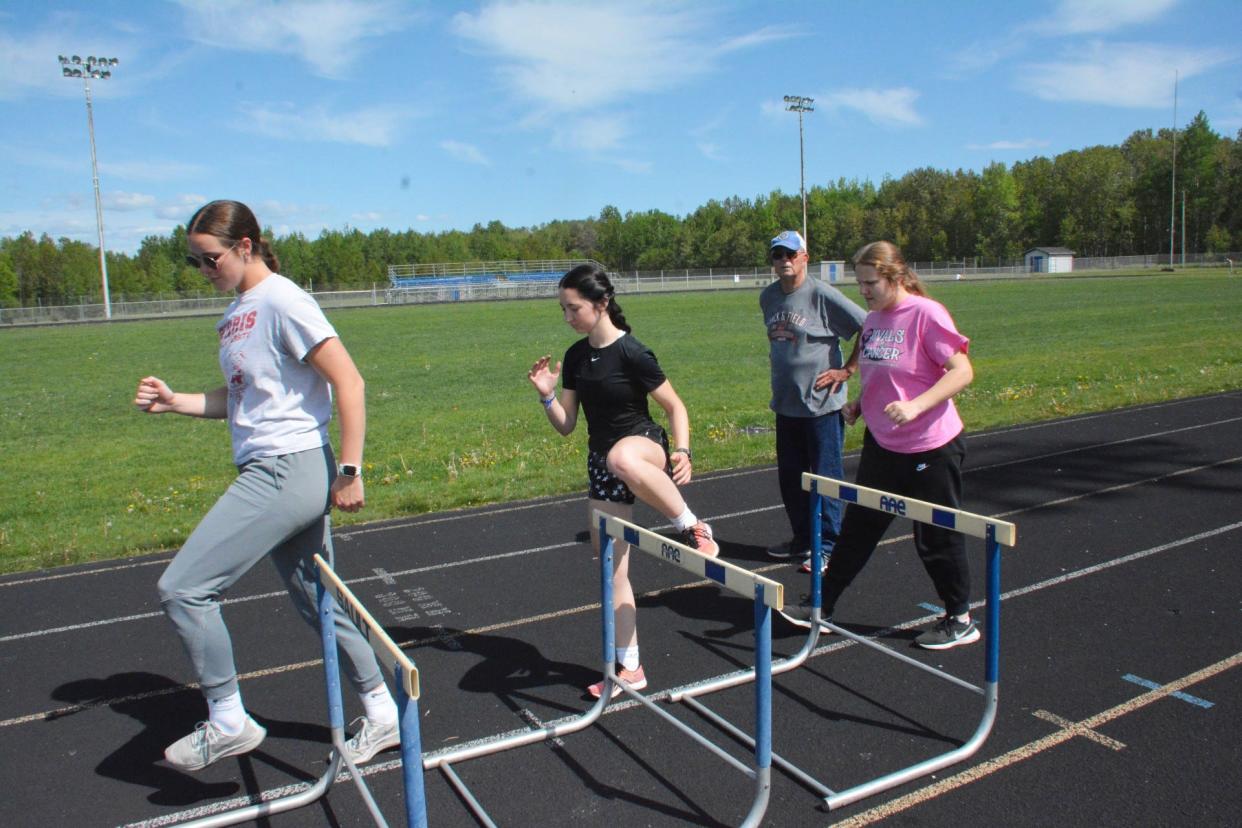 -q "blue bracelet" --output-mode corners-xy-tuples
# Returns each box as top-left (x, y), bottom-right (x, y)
(541, 395), (555, 409)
